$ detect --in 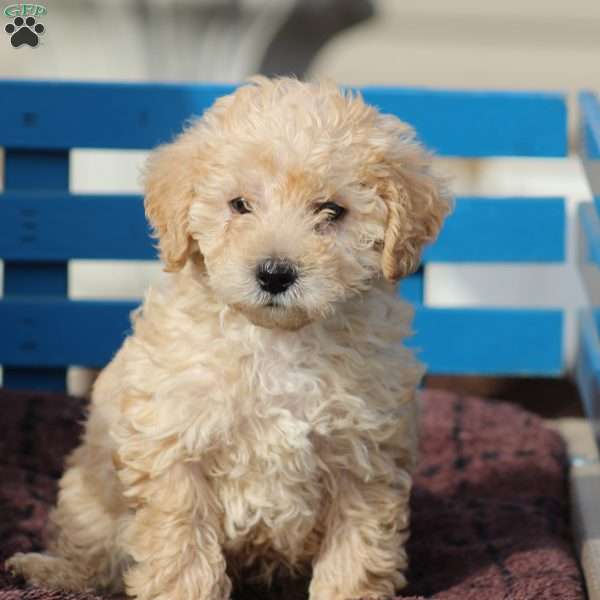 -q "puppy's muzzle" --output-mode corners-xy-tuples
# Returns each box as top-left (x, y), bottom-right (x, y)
(256, 259), (297, 296)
